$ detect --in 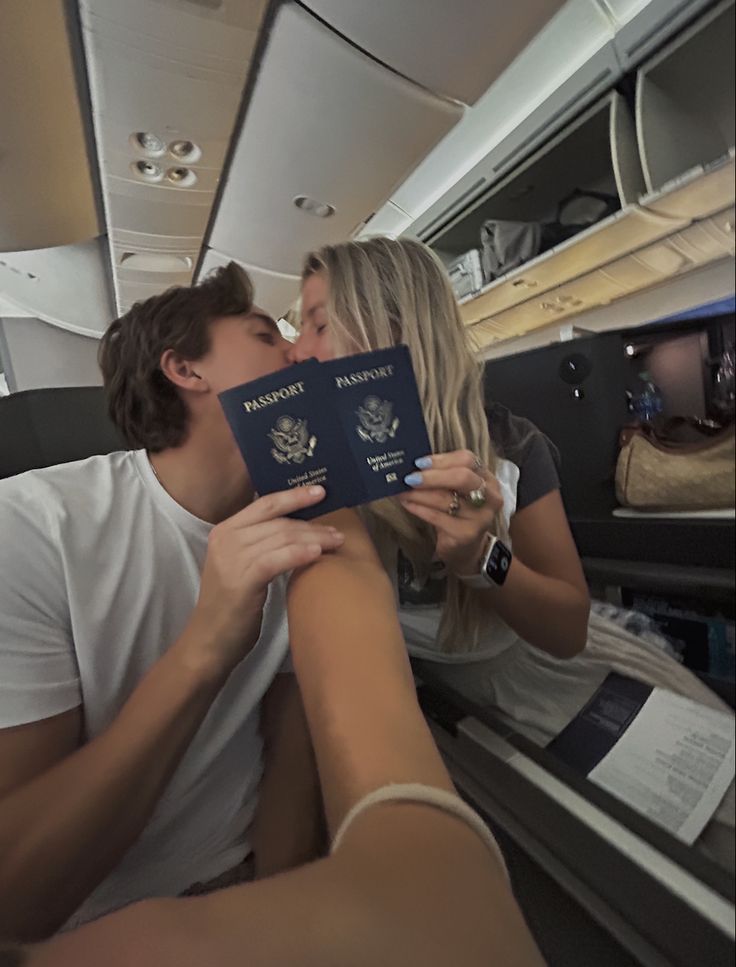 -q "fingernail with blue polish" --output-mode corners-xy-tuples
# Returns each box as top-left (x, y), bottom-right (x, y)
(414, 456), (433, 470)
(404, 473), (423, 488)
